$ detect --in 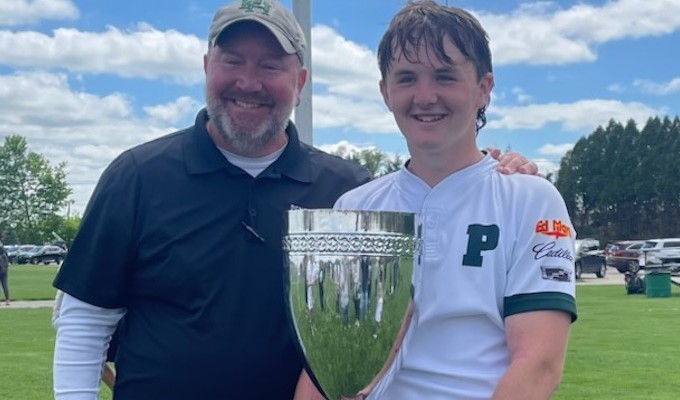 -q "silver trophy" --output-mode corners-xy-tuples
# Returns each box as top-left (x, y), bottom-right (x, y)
(284, 209), (417, 399)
